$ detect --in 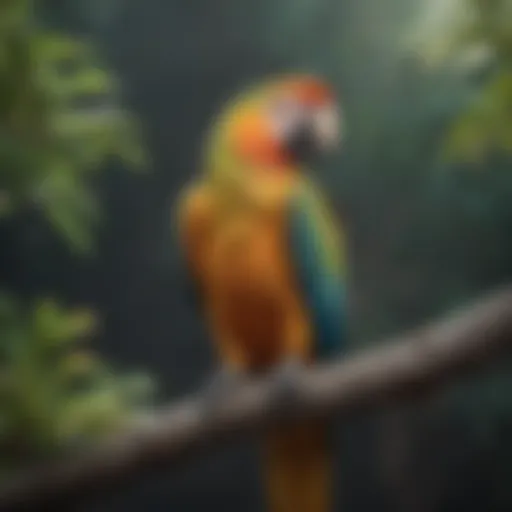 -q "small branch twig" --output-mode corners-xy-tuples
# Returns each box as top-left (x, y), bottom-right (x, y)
(2, 286), (512, 511)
